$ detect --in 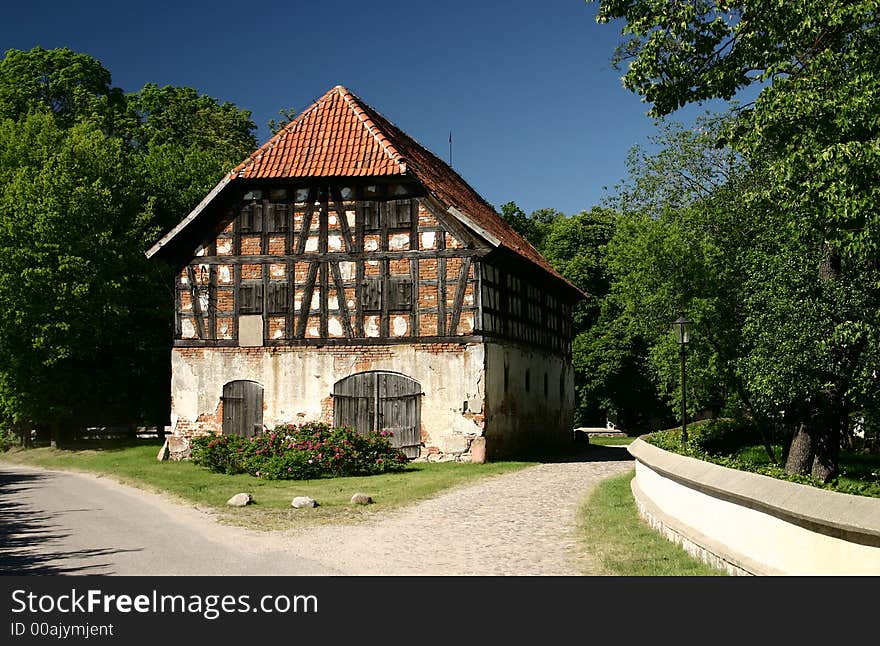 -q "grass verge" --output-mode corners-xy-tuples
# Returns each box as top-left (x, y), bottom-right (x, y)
(588, 436), (638, 446)
(577, 469), (725, 576)
(1, 440), (534, 530)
